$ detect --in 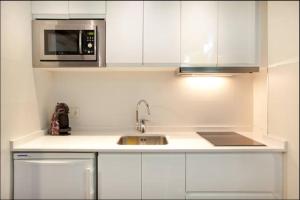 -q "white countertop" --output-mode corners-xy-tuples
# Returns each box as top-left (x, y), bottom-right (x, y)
(11, 131), (287, 153)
